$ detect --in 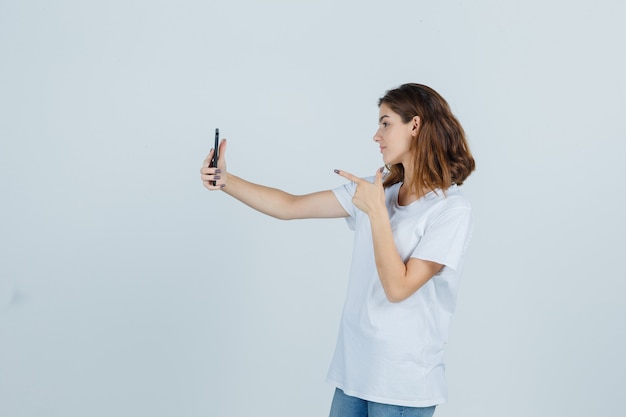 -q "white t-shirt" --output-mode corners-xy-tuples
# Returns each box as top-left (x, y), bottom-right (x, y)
(326, 179), (473, 407)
